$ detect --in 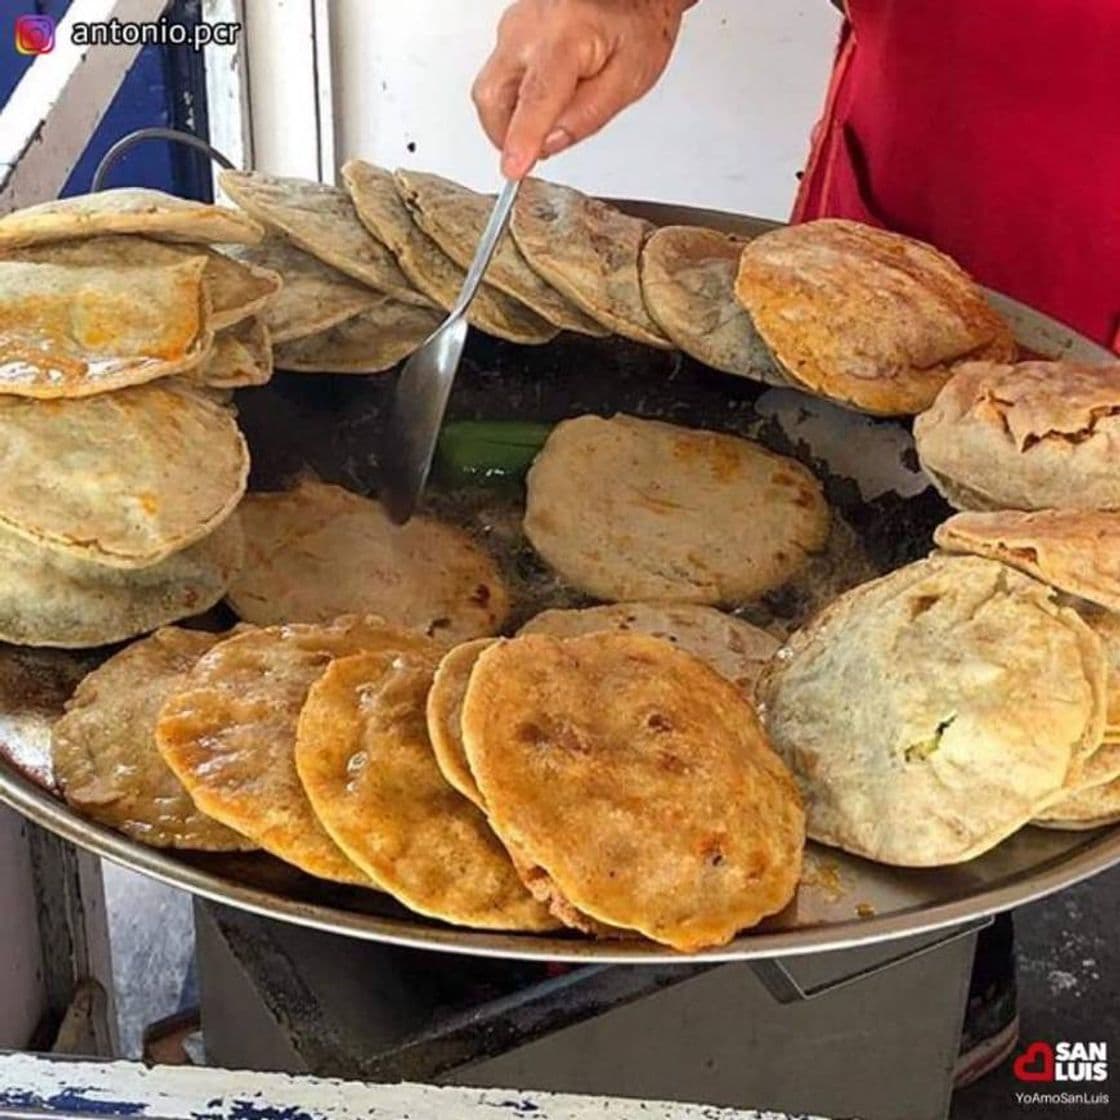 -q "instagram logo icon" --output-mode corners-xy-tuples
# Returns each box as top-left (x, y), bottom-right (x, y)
(15, 14), (55, 54)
